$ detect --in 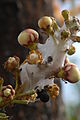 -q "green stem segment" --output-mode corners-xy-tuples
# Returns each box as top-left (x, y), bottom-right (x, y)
(12, 100), (29, 105)
(0, 77), (4, 91)
(15, 69), (20, 92)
